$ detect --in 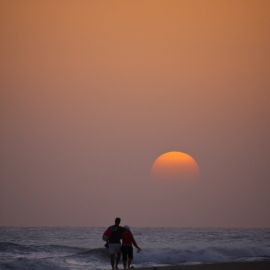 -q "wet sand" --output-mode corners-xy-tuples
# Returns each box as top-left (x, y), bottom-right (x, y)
(136, 260), (270, 270)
